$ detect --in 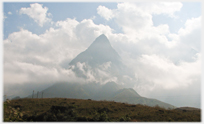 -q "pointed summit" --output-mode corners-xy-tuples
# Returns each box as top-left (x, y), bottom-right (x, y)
(69, 34), (121, 67)
(97, 34), (107, 39)
(92, 34), (109, 45)
(87, 34), (113, 53)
